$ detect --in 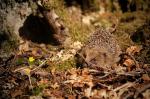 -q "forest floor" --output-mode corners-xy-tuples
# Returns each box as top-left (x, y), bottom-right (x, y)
(0, 3), (150, 99)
